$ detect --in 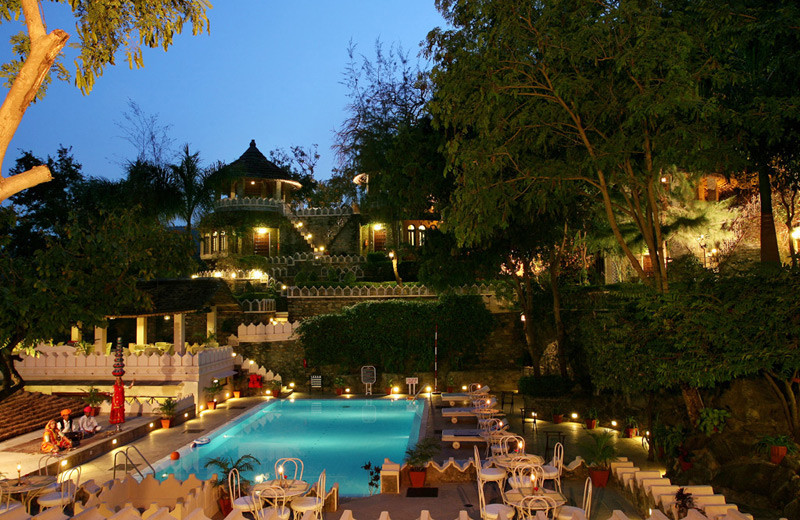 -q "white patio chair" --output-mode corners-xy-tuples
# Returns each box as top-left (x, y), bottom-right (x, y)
(275, 457), (304, 482)
(504, 463), (544, 506)
(557, 477), (593, 520)
(517, 494), (559, 519)
(0, 480), (24, 515)
(291, 469), (326, 520)
(36, 467), (80, 511)
(541, 442), (563, 493)
(228, 468), (258, 514)
(252, 483), (291, 520)
(474, 445), (506, 498)
(476, 478), (514, 520)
